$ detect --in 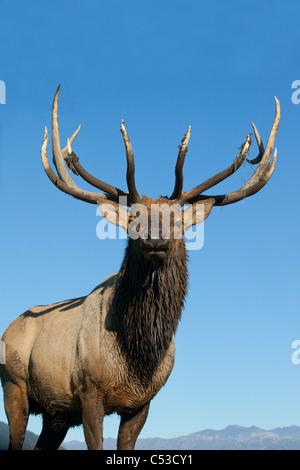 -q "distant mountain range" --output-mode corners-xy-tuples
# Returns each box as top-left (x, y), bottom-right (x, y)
(1, 422), (300, 450)
(63, 425), (300, 450)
